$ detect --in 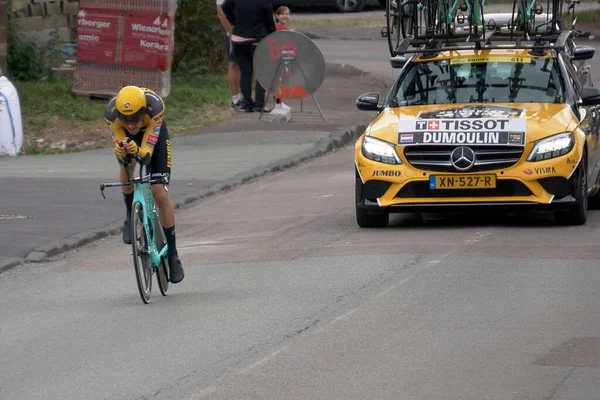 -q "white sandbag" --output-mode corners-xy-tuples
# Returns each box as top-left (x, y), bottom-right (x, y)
(0, 76), (24, 156)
